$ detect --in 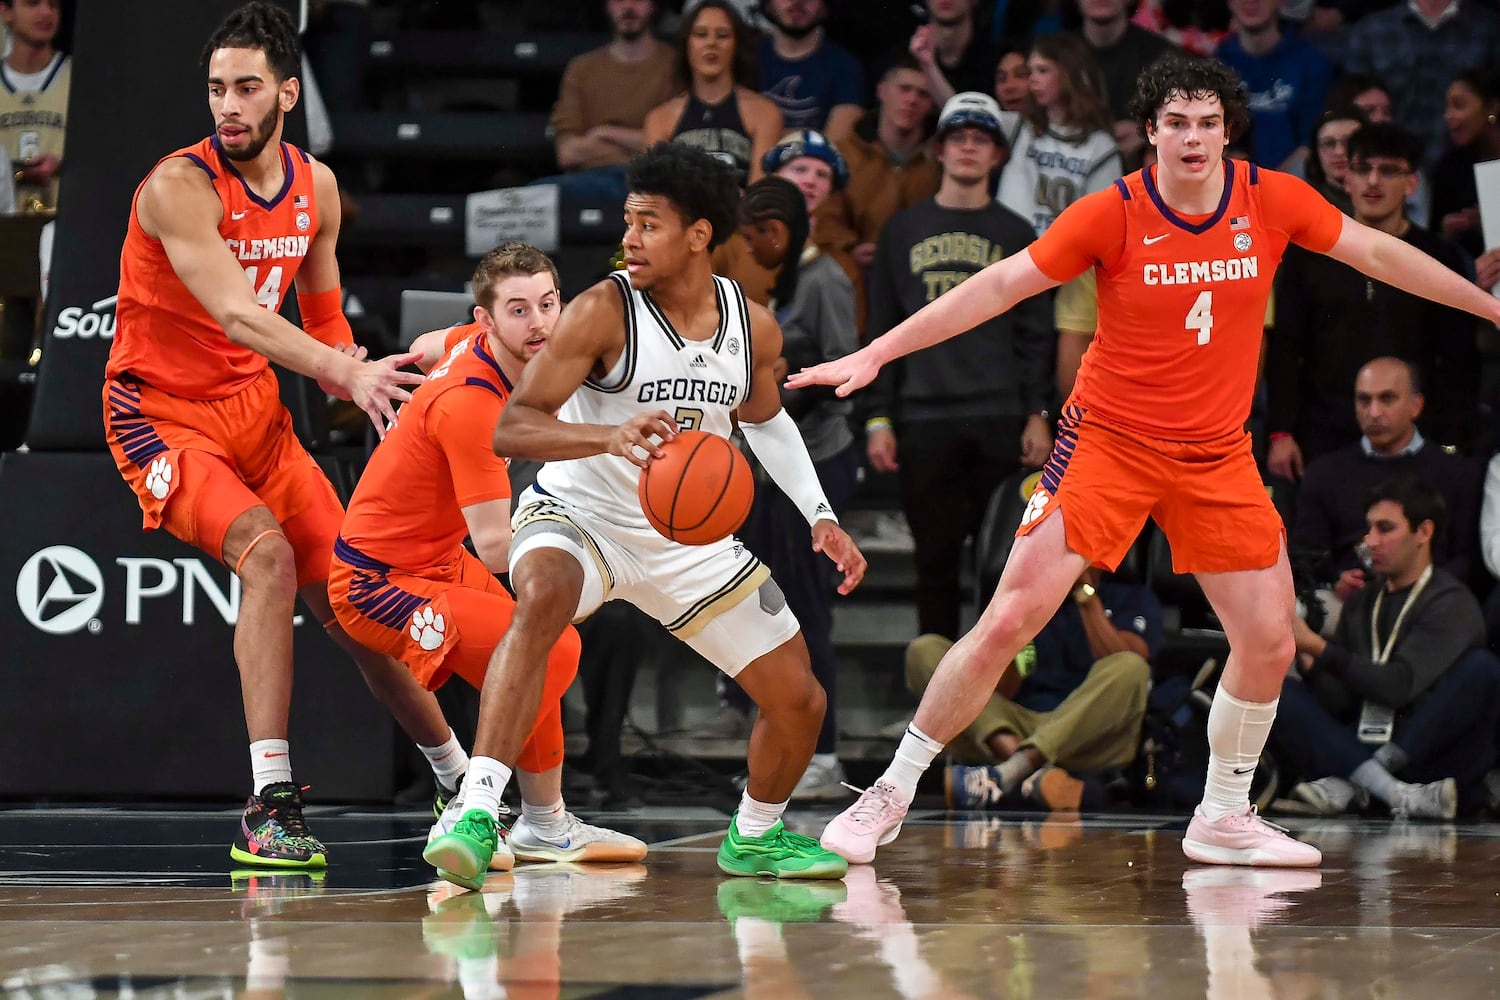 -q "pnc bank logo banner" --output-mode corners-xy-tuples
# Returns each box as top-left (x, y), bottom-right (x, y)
(14, 544), (255, 635)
